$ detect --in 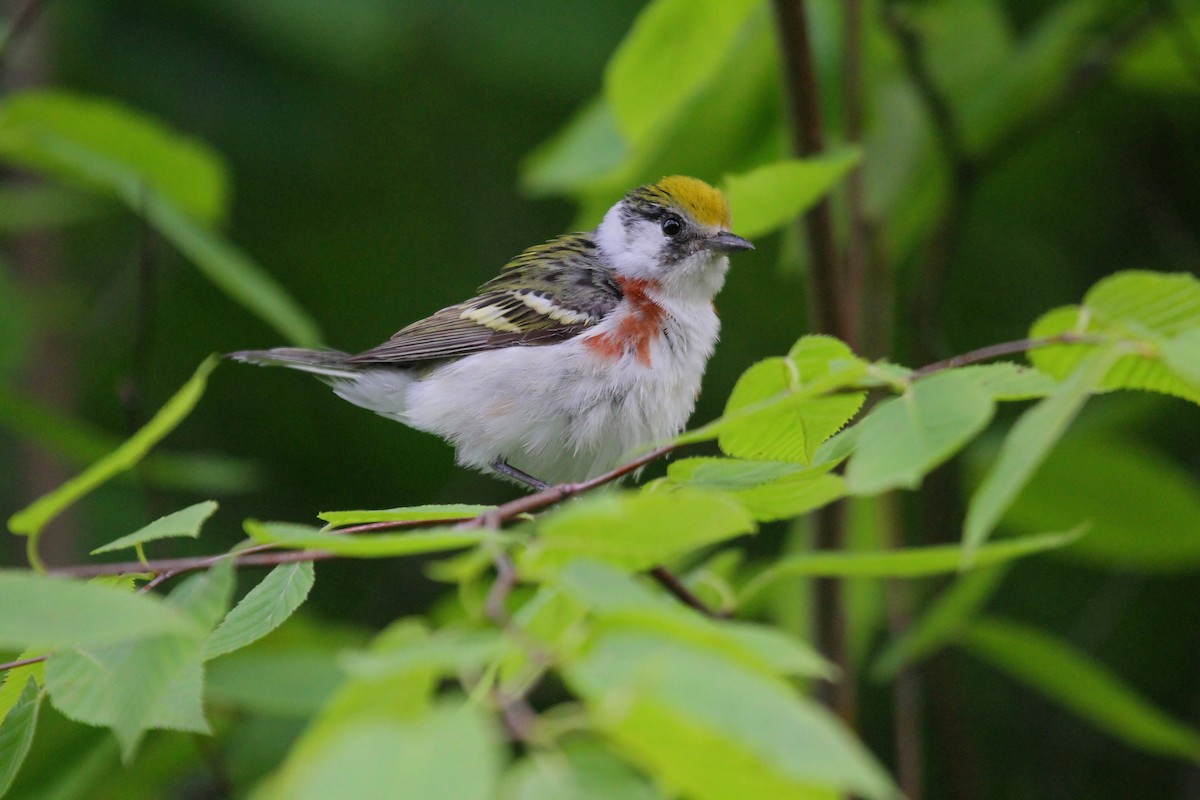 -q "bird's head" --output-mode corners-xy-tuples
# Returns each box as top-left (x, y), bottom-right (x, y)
(596, 175), (754, 301)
